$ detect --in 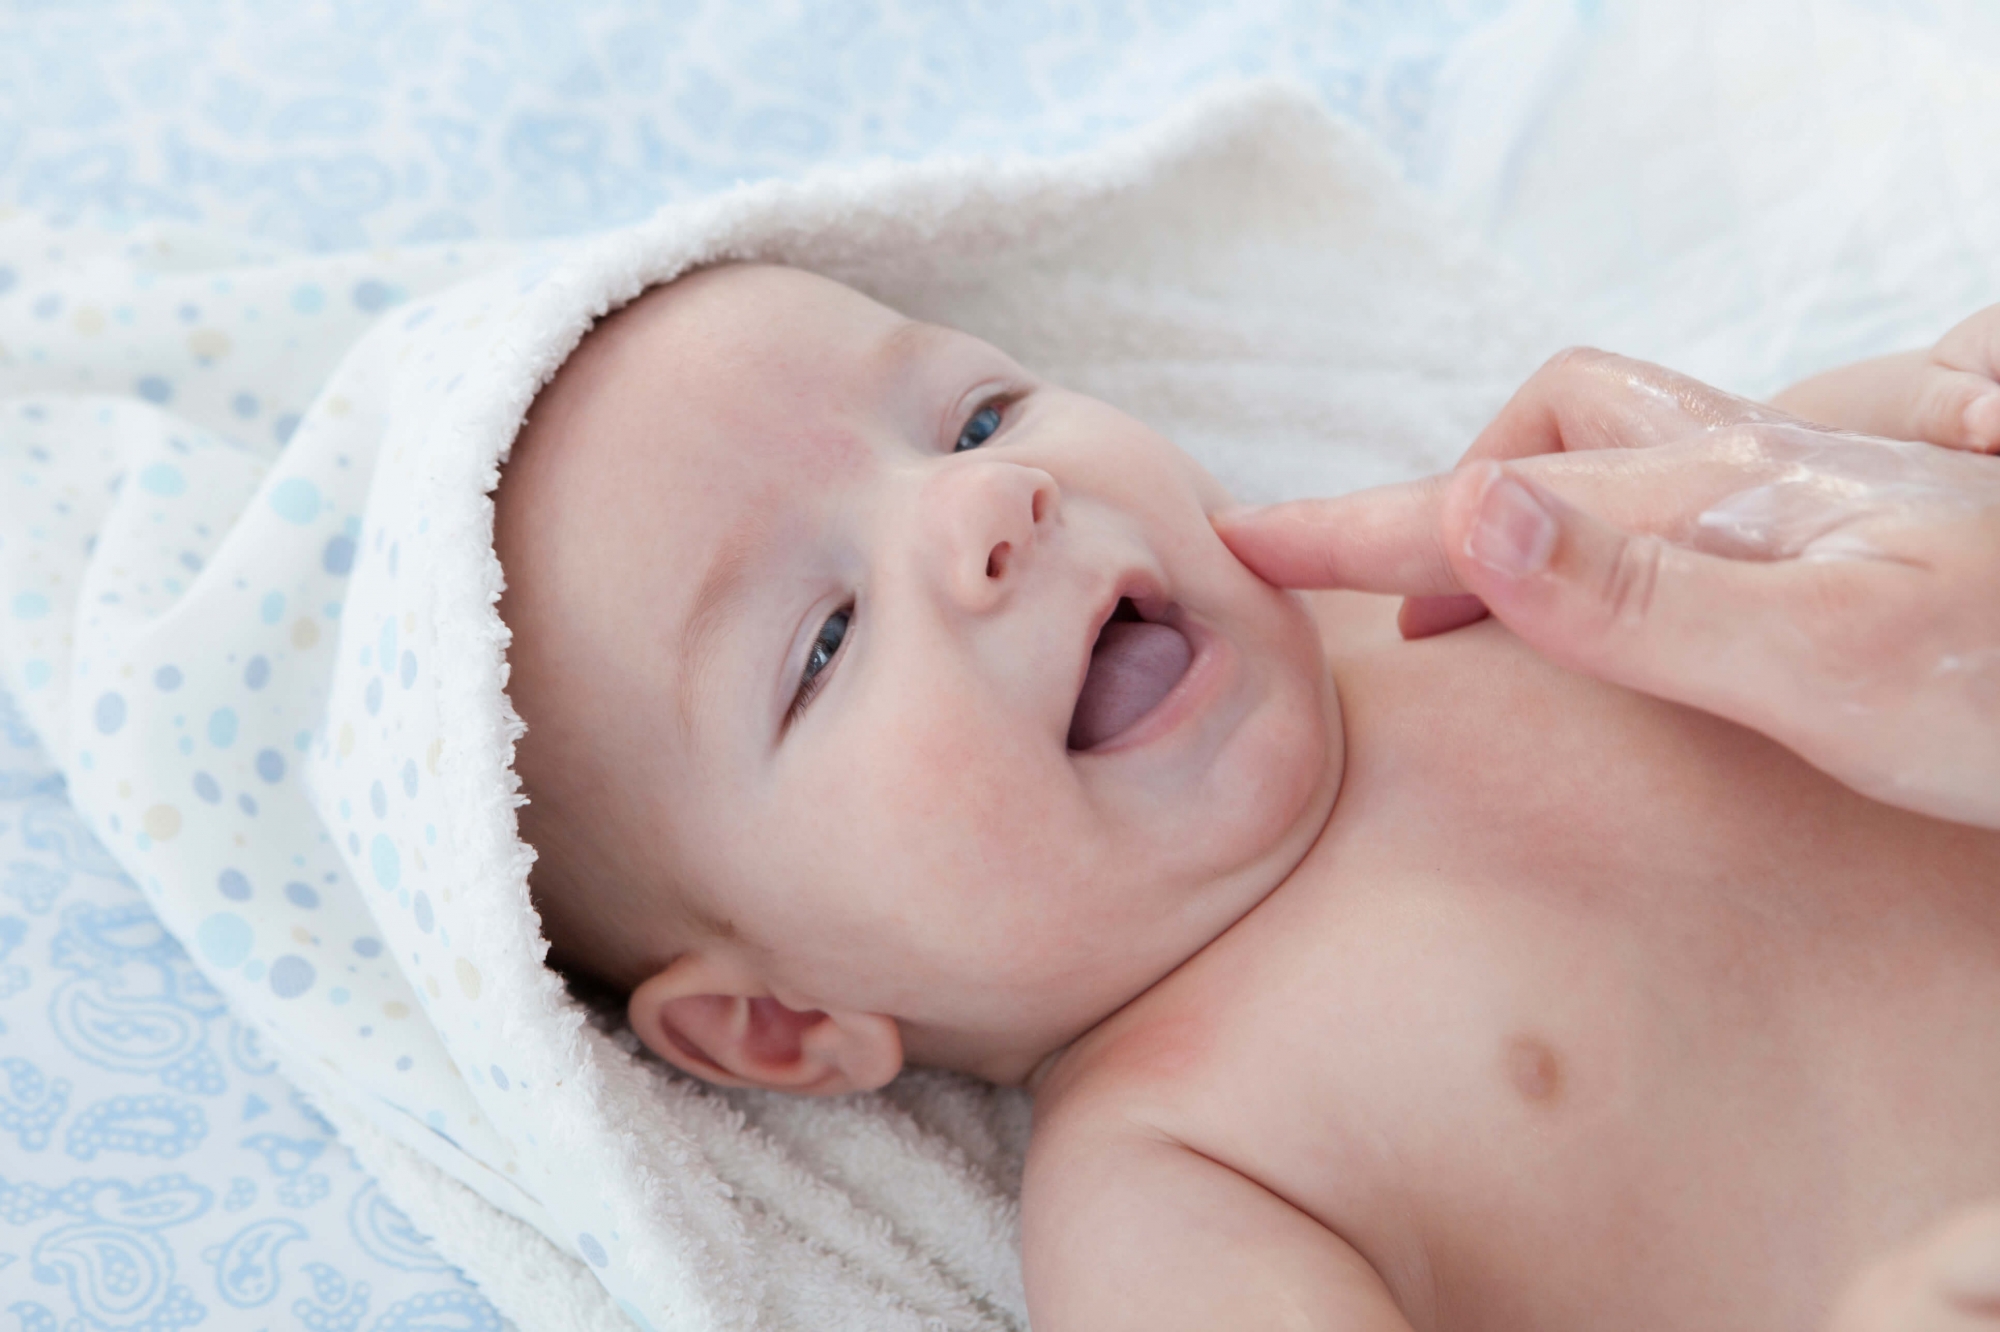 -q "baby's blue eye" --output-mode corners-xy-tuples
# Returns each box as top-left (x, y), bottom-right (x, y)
(790, 606), (850, 721)
(955, 403), (1004, 452)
